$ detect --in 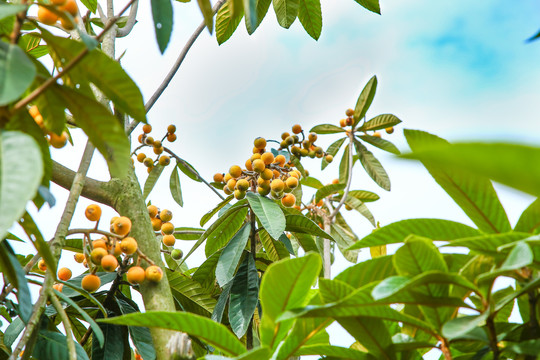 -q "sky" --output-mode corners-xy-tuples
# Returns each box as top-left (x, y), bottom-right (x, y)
(10, 0), (540, 357)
